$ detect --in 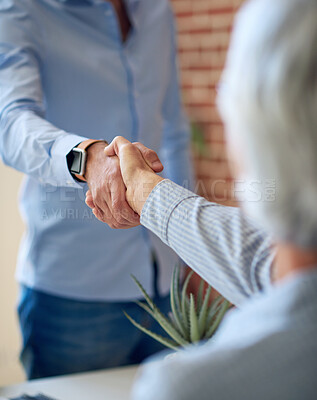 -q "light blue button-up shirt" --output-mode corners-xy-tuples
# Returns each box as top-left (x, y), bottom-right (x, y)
(0, 0), (193, 300)
(133, 180), (317, 400)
